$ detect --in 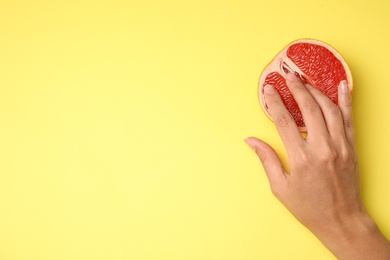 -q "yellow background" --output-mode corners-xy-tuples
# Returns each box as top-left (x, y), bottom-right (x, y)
(1, 0), (389, 259)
